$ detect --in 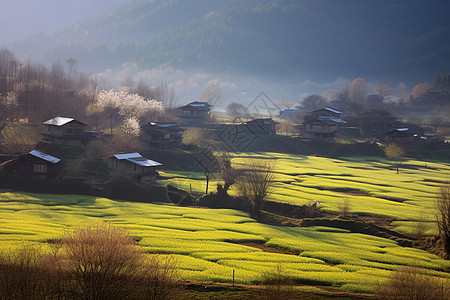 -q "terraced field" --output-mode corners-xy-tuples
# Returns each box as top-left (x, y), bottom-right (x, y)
(1, 189), (449, 293)
(0, 121), (43, 145)
(159, 153), (450, 236)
